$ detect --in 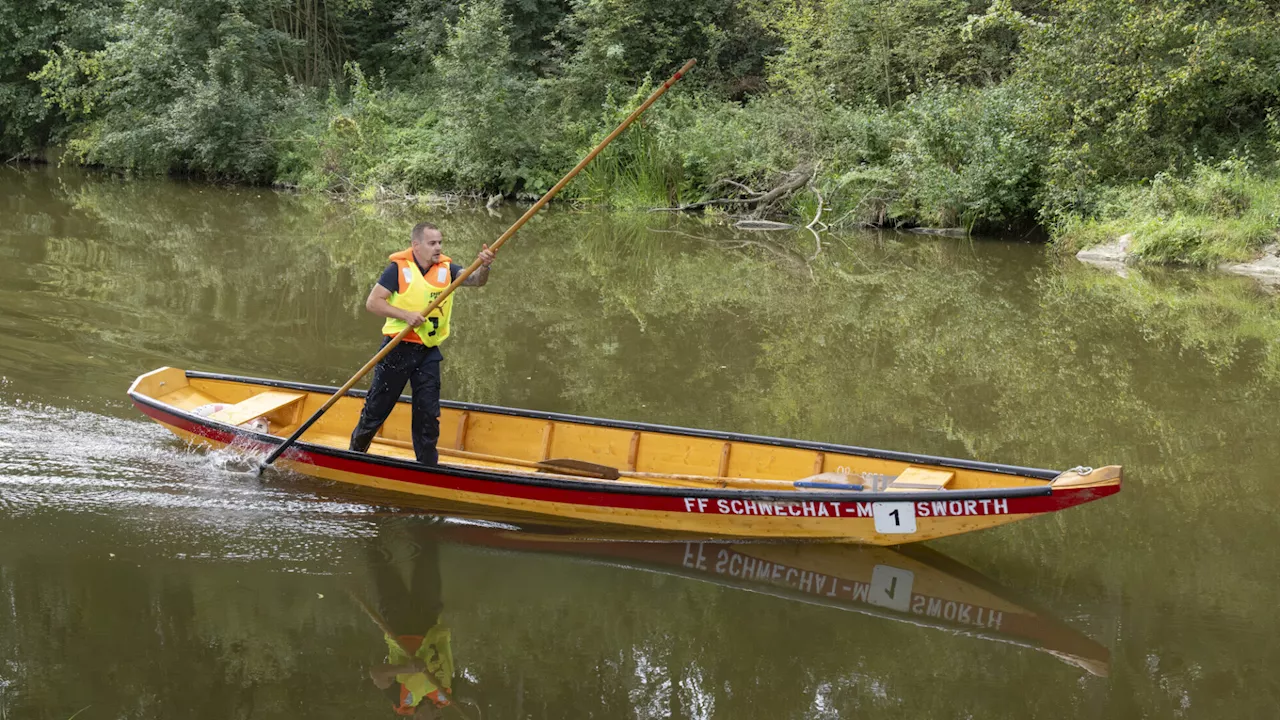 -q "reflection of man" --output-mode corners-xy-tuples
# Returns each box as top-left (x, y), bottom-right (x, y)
(365, 521), (454, 717)
(349, 222), (495, 465)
